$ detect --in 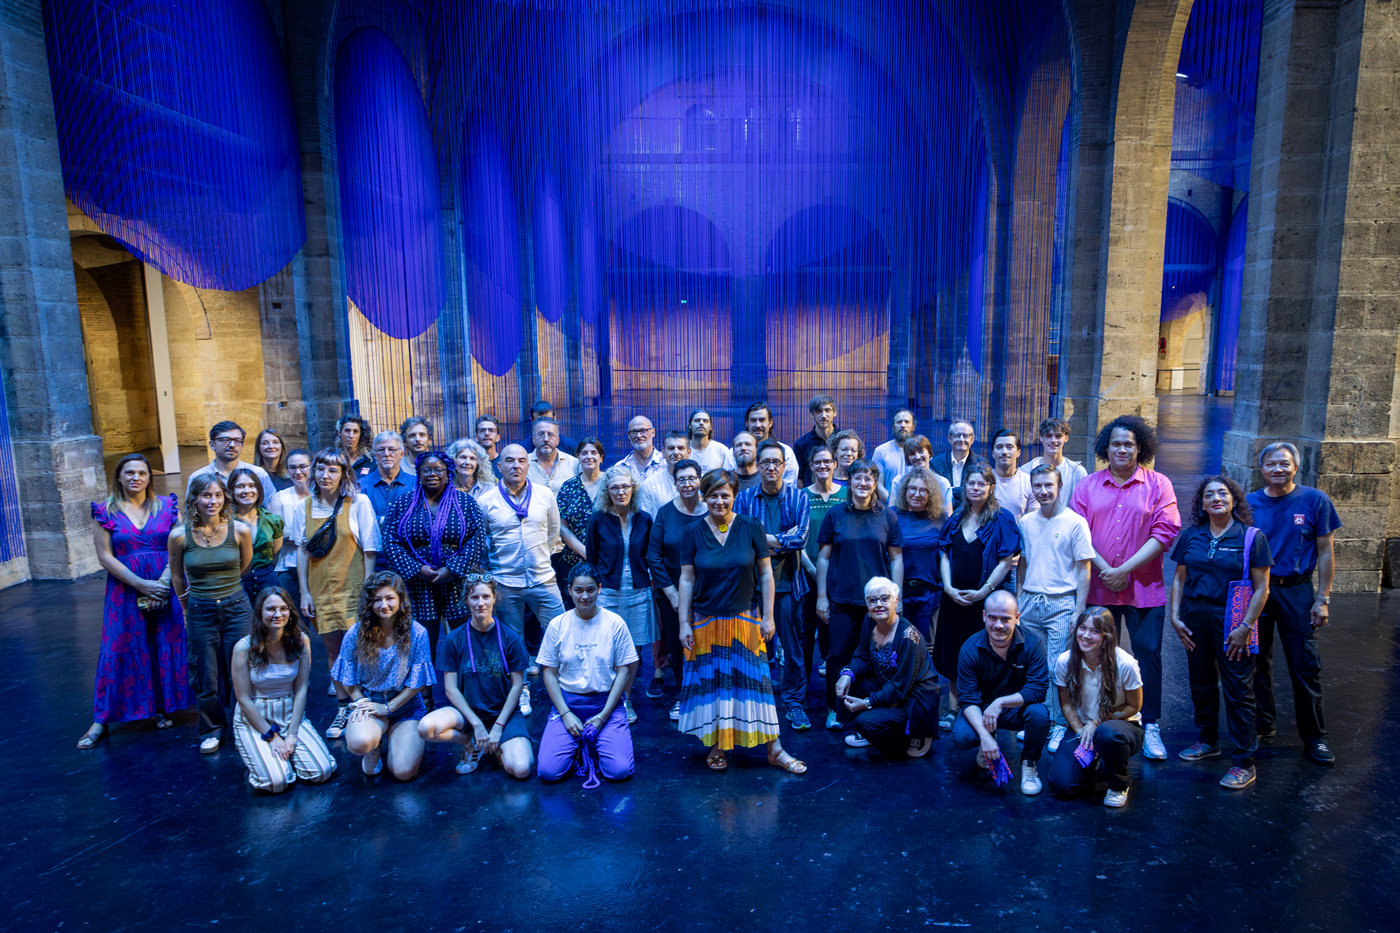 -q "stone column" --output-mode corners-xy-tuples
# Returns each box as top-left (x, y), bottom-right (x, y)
(0, 3), (103, 579)
(1059, 0), (1194, 462)
(1224, 0), (1400, 592)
